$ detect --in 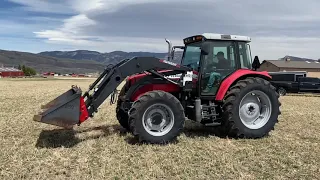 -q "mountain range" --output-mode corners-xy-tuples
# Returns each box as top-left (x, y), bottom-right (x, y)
(0, 49), (106, 74)
(38, 50), (170, 65)
(0, 49), (183, 74)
